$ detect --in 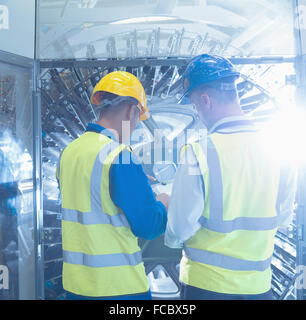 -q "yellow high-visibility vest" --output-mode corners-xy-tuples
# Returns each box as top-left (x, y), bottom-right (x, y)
(180, 131), (283, 294)
(57, 132), (149, 297)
